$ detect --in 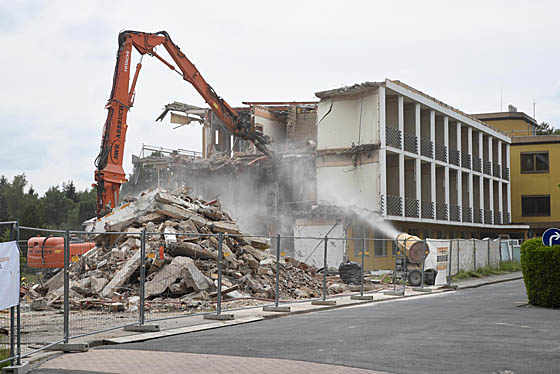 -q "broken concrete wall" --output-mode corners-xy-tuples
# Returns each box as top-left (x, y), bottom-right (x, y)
(294, 109), (317, 147)
(254, 107), (287, 151)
